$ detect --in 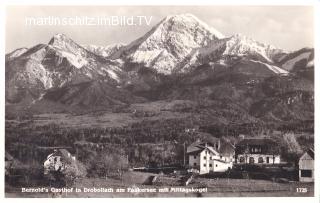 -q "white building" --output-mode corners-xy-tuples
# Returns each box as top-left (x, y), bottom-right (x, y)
(187, 140), (234, 174)
(235, 137), (281, 164)
(299, 149), (314, 182)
